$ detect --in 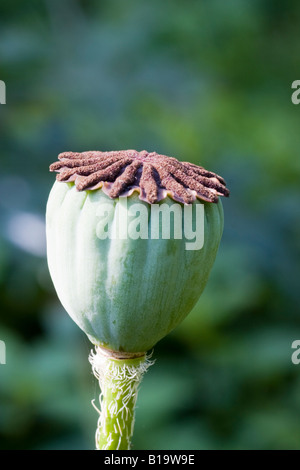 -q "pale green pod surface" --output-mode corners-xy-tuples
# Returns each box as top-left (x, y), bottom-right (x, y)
(46, 181), (224, 353)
